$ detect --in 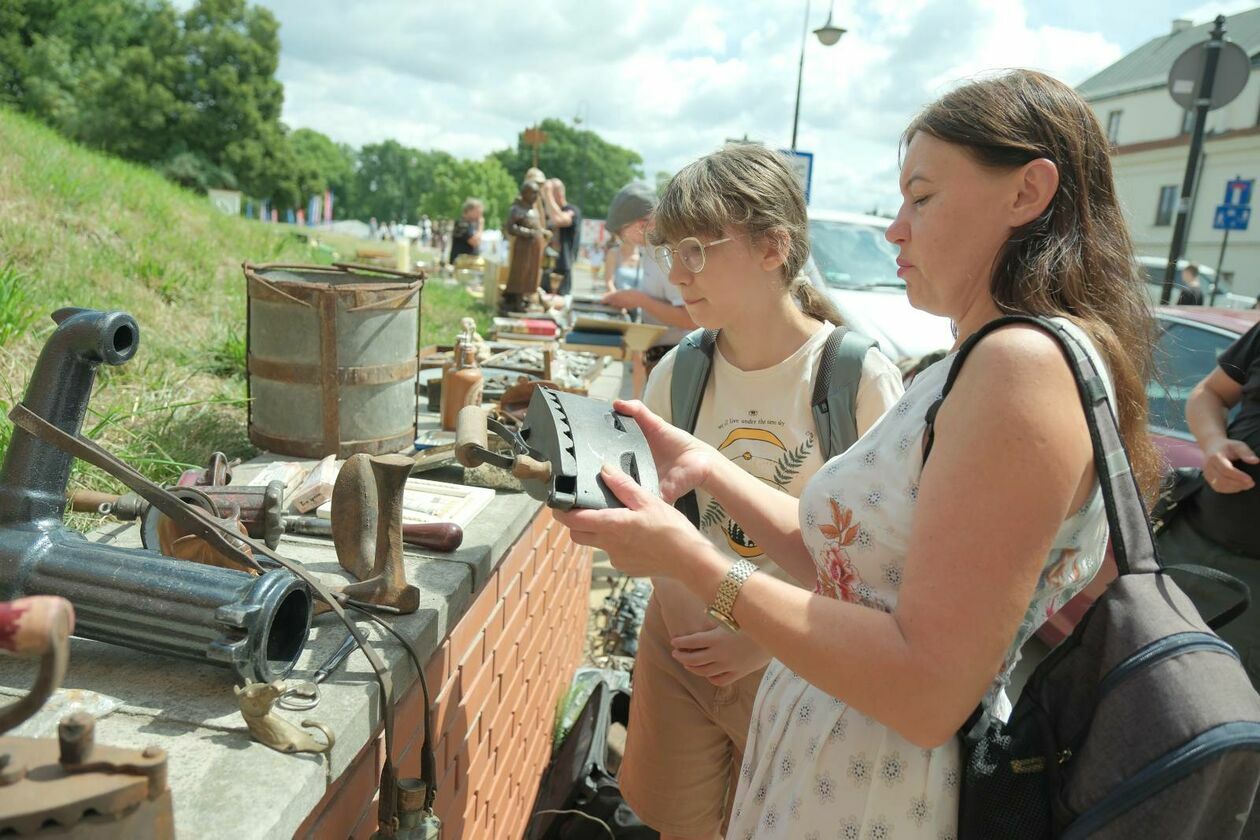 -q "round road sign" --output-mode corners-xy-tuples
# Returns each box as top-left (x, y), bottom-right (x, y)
(1168, 39), (1251, 111)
